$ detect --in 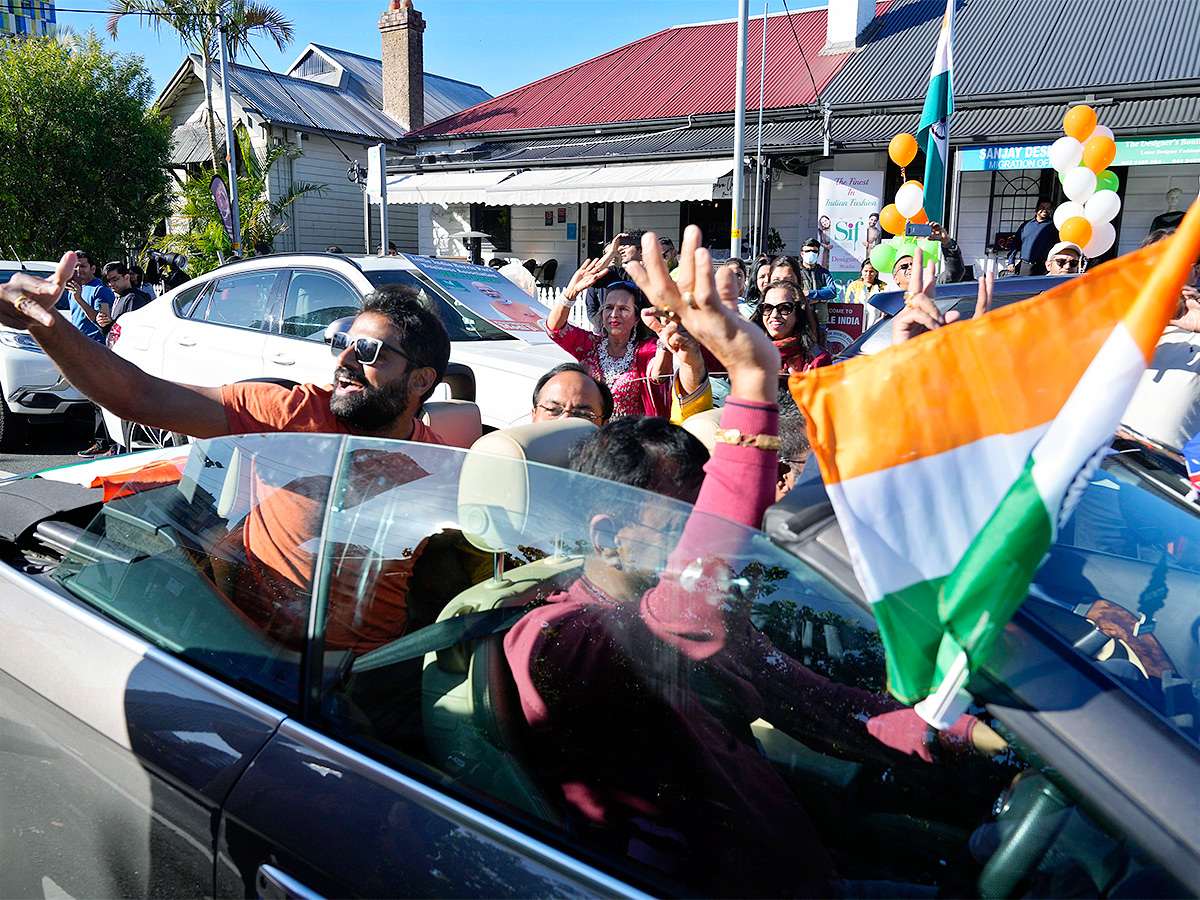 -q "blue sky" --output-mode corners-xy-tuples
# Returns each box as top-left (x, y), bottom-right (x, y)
(56, 0), (822, 101)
